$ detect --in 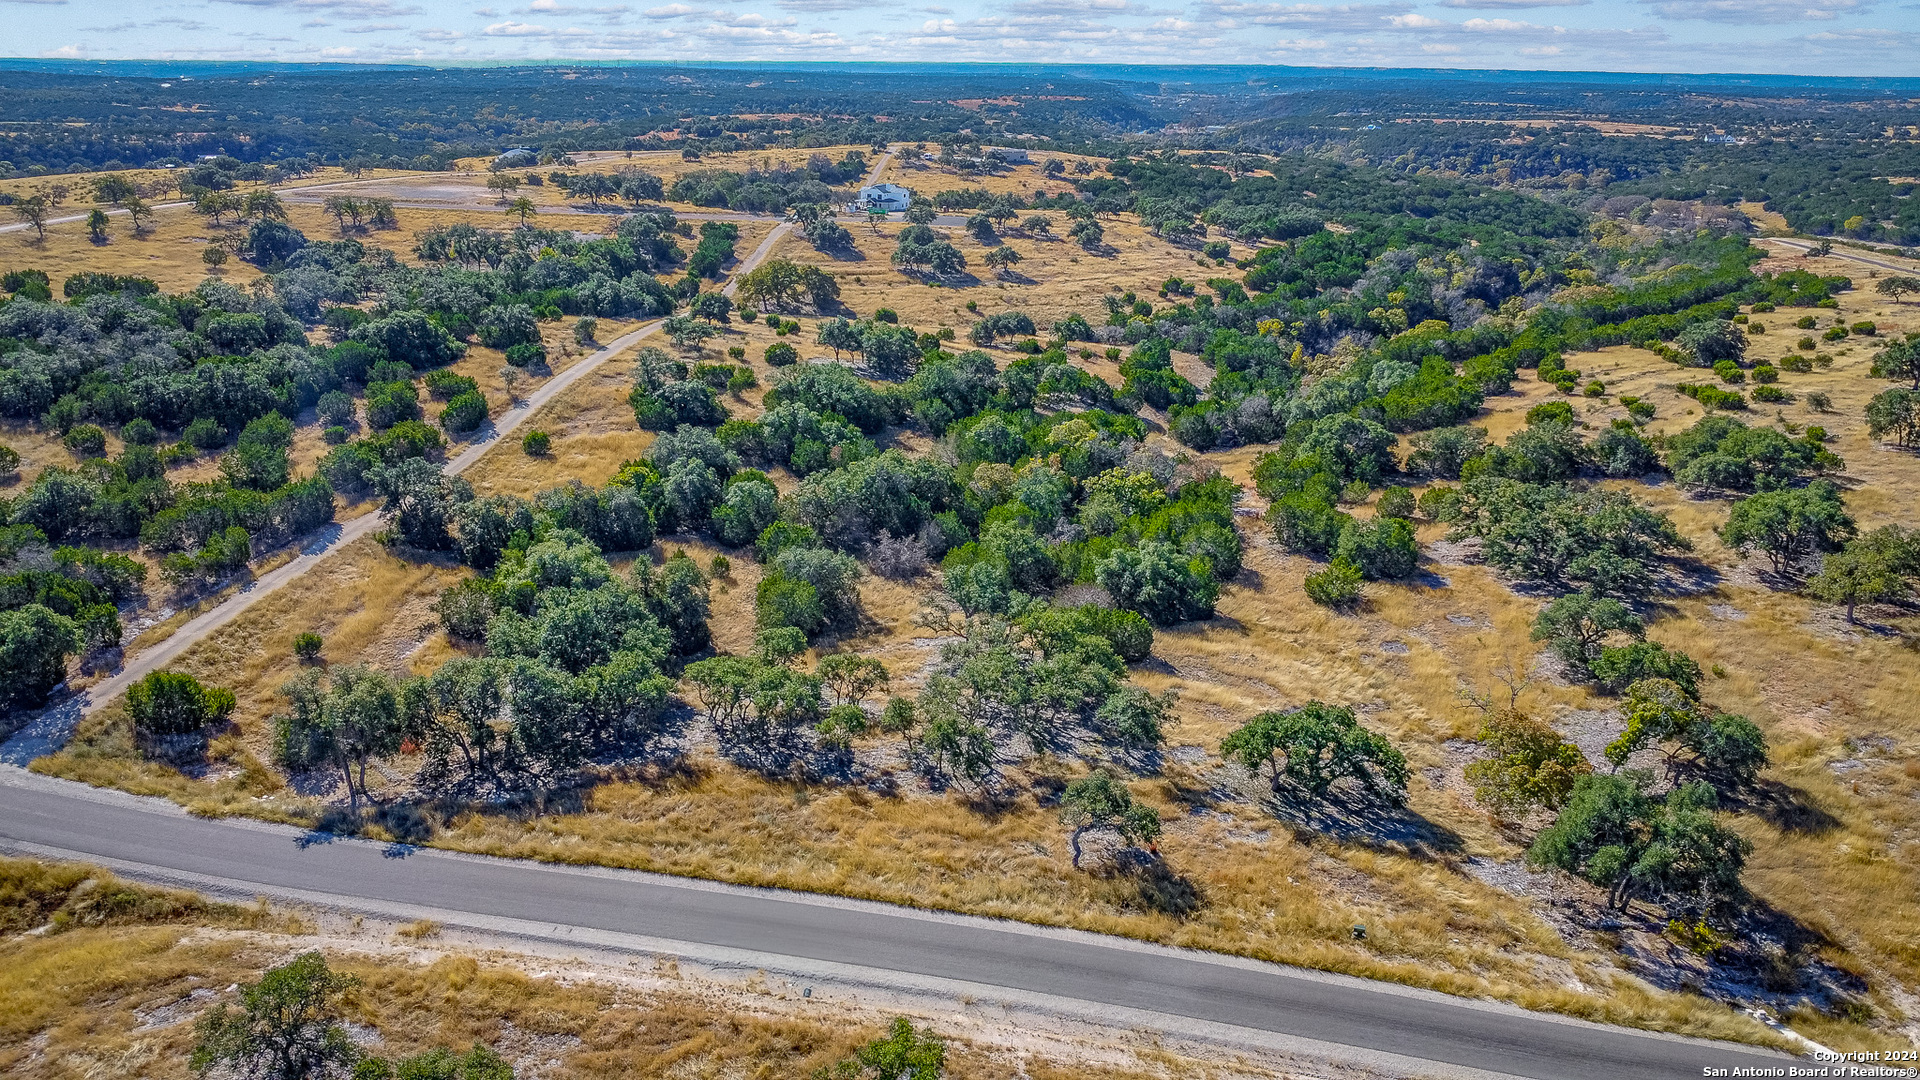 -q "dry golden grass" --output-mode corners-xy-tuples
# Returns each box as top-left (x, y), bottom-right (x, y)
(0, 854), (1321, 1080)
